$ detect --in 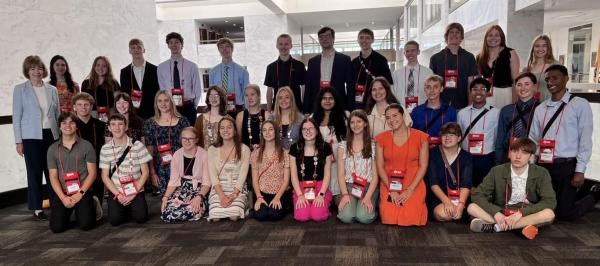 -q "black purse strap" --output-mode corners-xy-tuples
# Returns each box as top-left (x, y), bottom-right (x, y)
(109, 146), (131, 178)
(439, 147), (457, 185)
(542, 95), (575, 138)
(461, 107), (491, 143)
(424, 105), (449, 132)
